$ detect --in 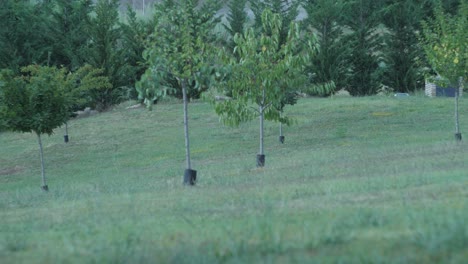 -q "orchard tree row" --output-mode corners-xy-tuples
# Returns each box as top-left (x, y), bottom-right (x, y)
(1, 0), (466, 190)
